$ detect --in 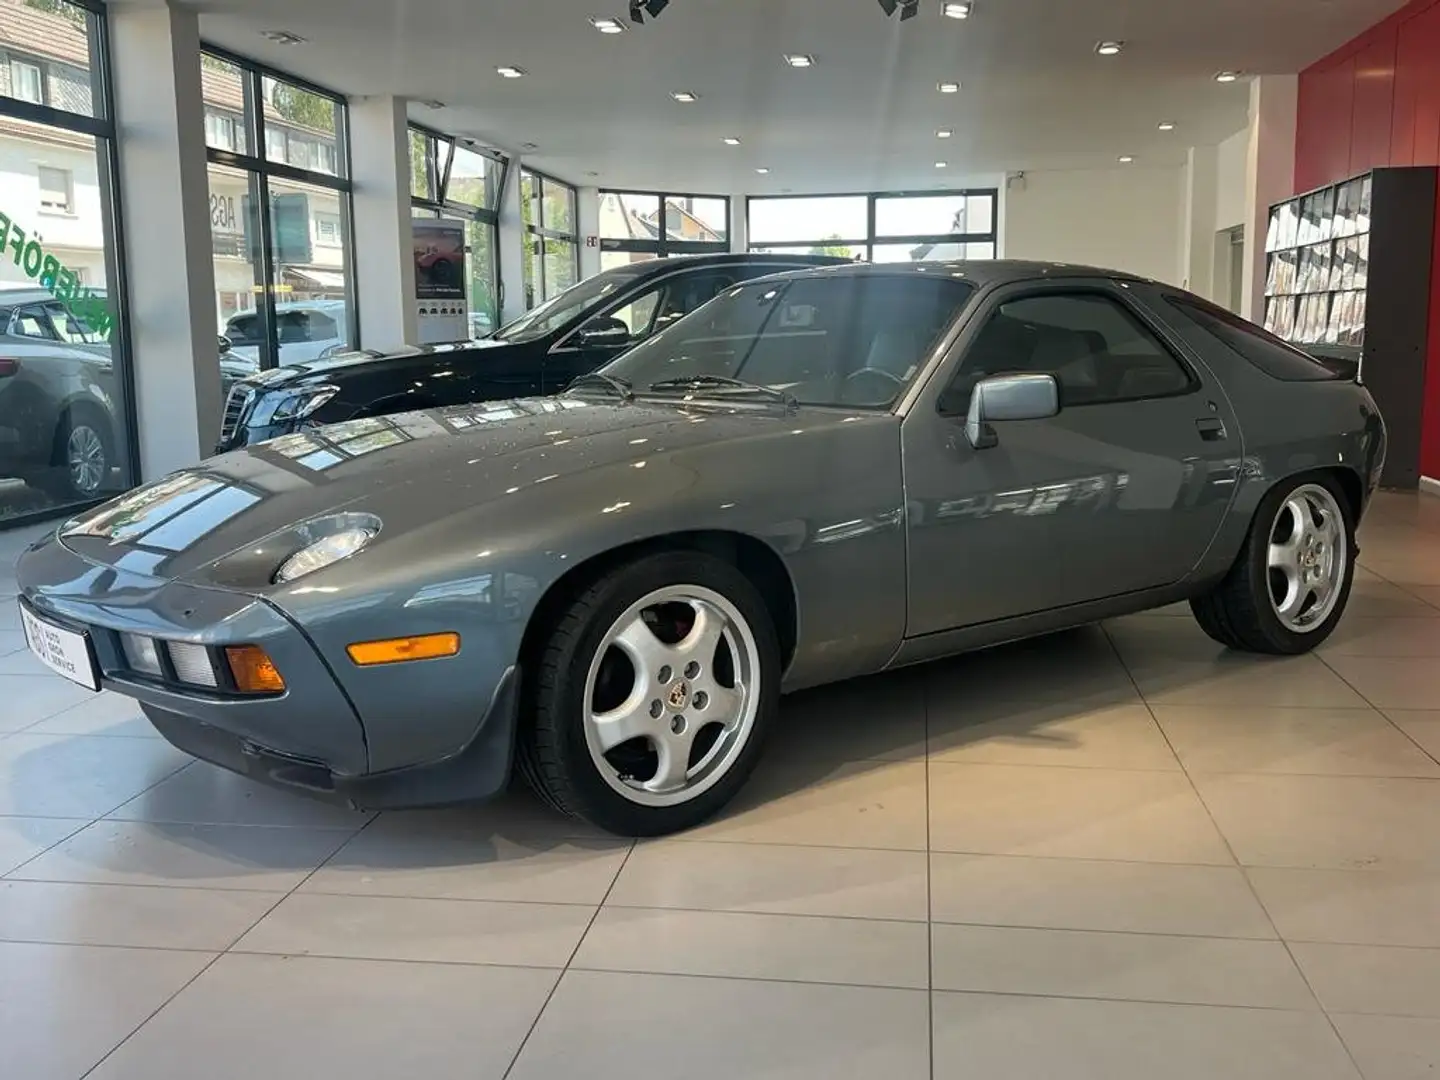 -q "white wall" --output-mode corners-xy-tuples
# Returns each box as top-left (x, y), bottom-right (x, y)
(1004, 165), (1186, 285)
(1215, 128), (1249, 232)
